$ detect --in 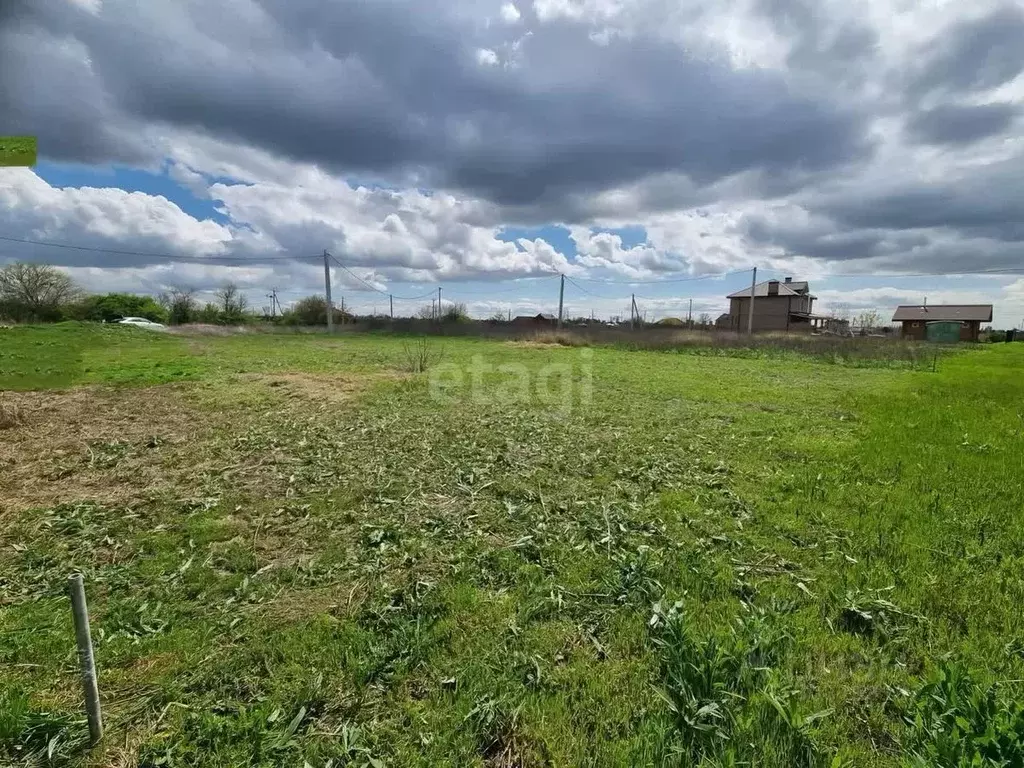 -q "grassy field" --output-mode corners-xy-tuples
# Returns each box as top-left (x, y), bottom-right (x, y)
(0, 136), (37, 167)
(2, 324), (1023, 767)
